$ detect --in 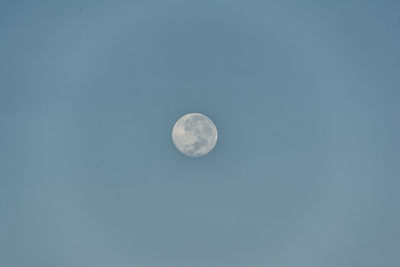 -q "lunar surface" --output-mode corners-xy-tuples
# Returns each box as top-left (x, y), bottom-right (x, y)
(172, 113), (218, 157)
